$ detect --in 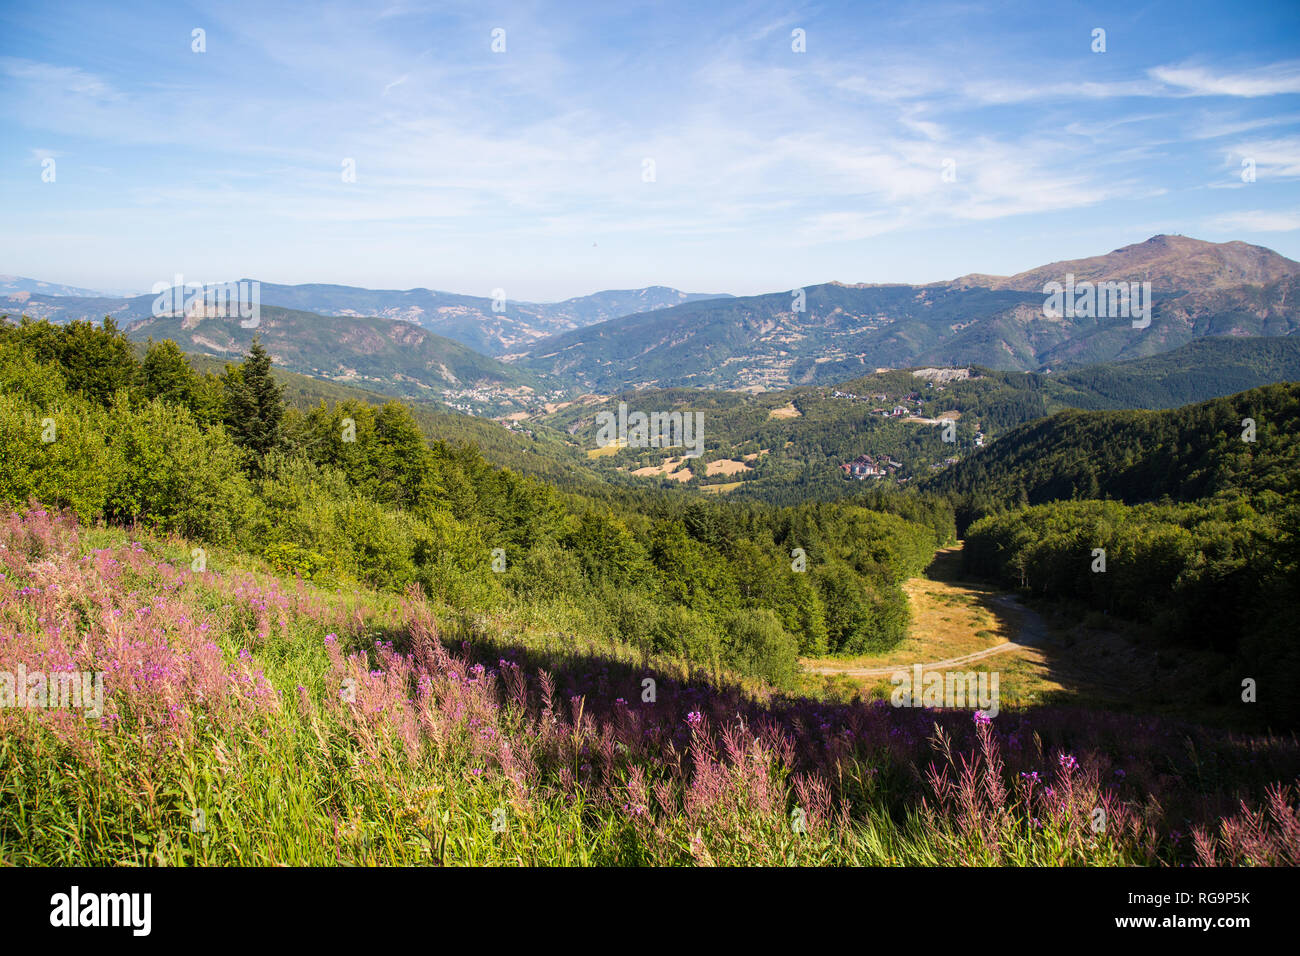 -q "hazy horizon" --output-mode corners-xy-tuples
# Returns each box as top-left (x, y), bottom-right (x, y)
(6, 230), (1295, 305)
